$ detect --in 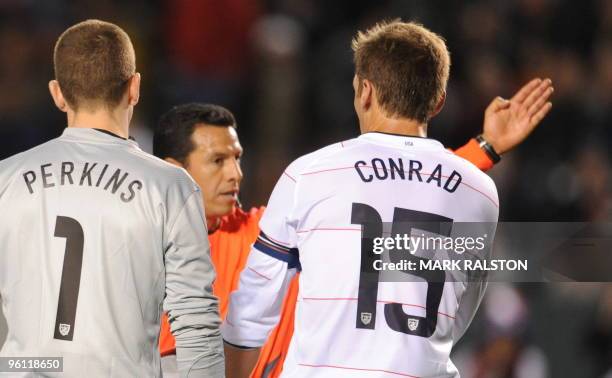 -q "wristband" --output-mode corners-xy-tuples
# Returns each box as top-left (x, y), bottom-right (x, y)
(476, 135), (501, 164)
